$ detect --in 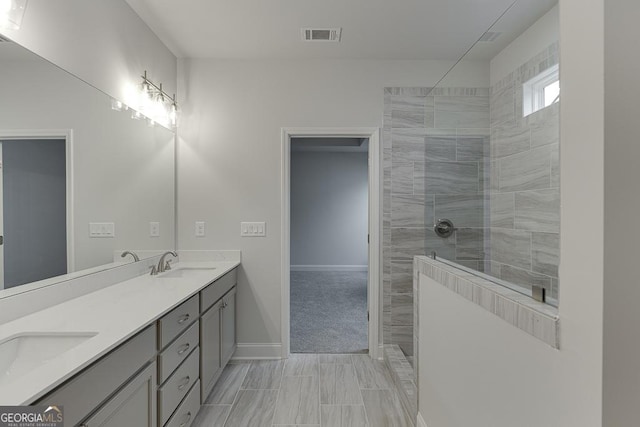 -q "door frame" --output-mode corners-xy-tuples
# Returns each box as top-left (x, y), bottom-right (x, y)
(0, 129), (75, 280)
(281, 127), (381, 359)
